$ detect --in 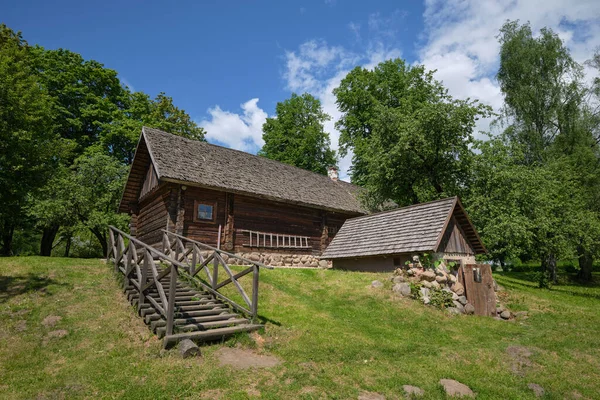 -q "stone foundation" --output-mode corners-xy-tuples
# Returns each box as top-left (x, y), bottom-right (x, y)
(195, 250), (330, 268)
